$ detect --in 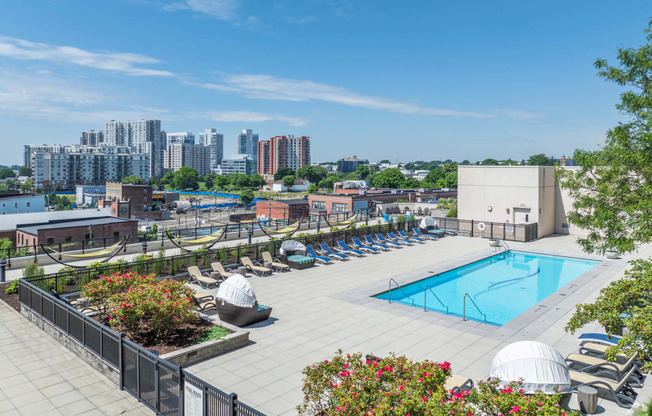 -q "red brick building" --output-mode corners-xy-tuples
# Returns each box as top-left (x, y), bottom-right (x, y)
(257, 135), (310, 176)
(15, 217), (138, 247)
(99, 182), (170, 220)
(255, 199), (309, 221)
